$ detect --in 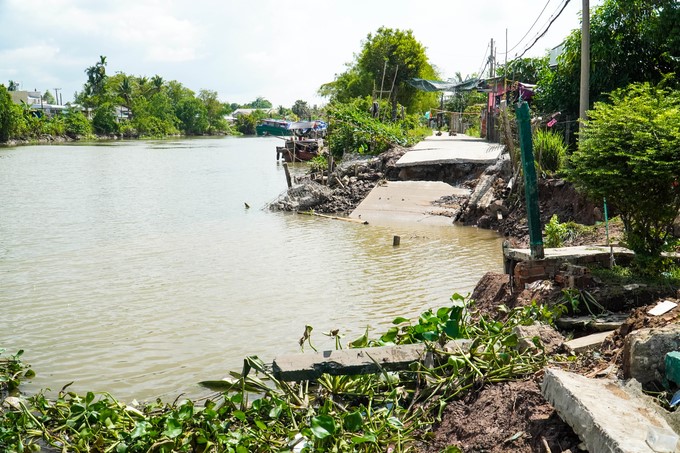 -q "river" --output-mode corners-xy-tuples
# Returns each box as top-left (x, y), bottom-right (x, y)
(0, 136), (503, 401)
